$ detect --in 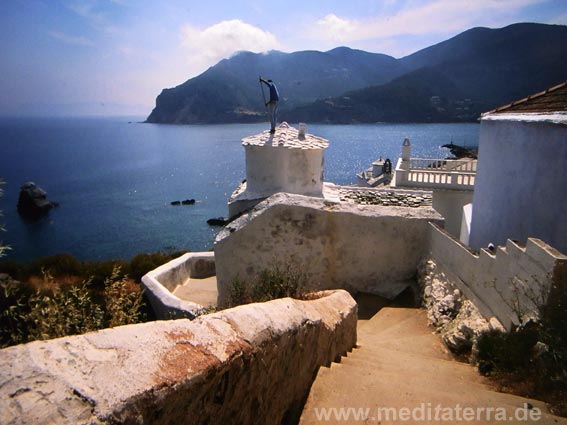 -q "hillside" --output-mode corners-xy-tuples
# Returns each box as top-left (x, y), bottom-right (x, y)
(147, 23), (567, 124)
(146, 48), (406, 124)
(285, 23), (567, 123)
